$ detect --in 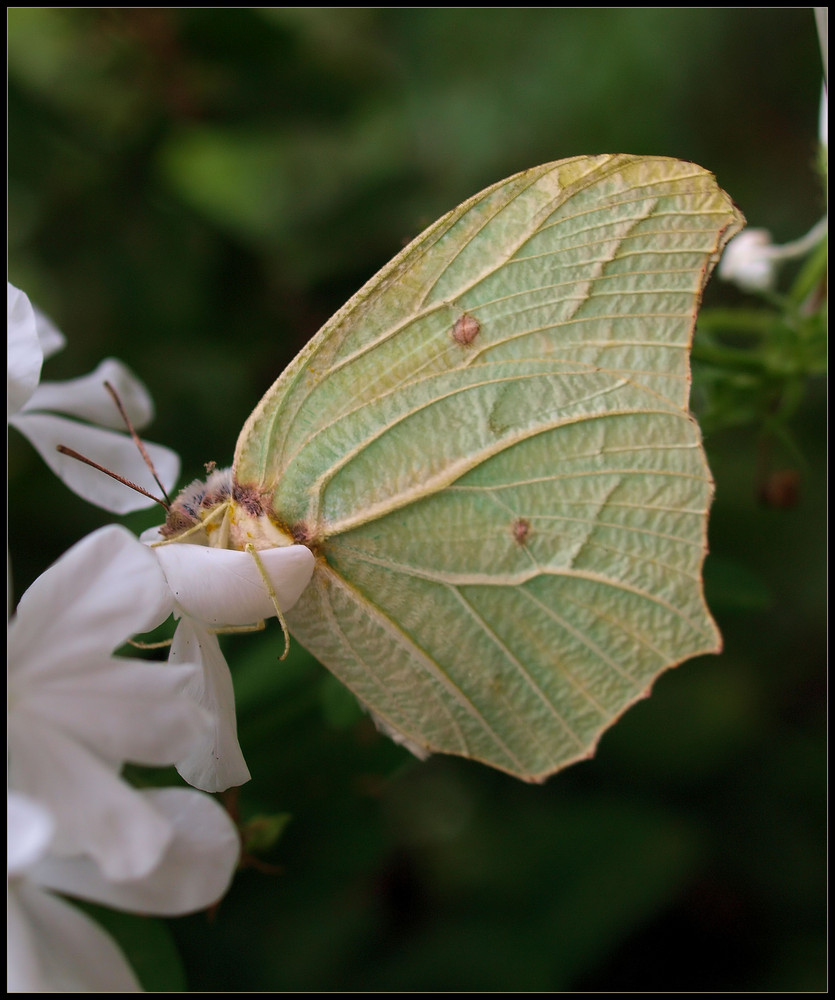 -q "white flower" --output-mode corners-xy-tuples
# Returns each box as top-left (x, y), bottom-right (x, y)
(719, 219), (828, 293)
(8, 525), (212, 880)
(8, 789), (240, 992)
(718, 228), (779, 292)
(145, 534), (315, 792)
(7, 283), (180, 514)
